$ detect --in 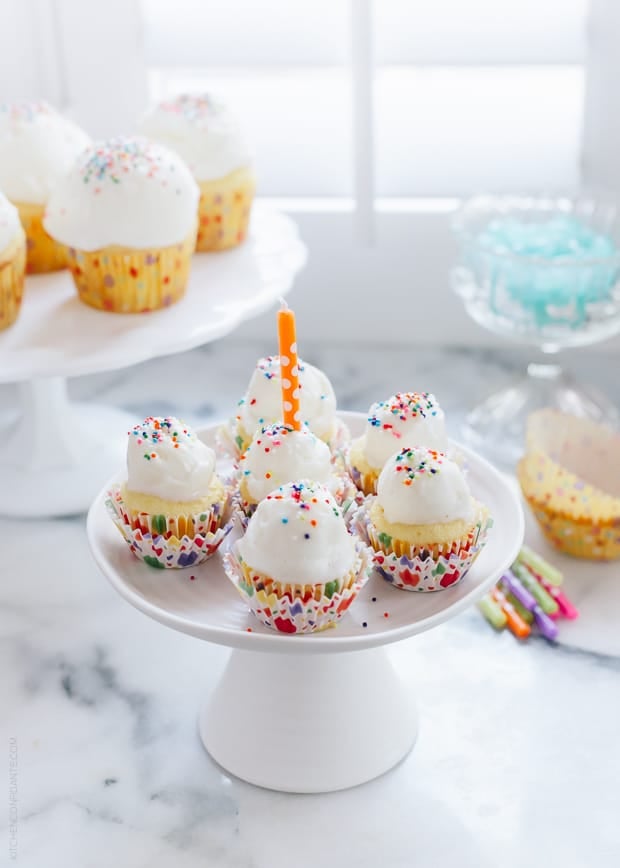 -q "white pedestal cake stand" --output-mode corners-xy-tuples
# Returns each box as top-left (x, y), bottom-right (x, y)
(0, 207), (305, 518)
(87, 411), (524, 794)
